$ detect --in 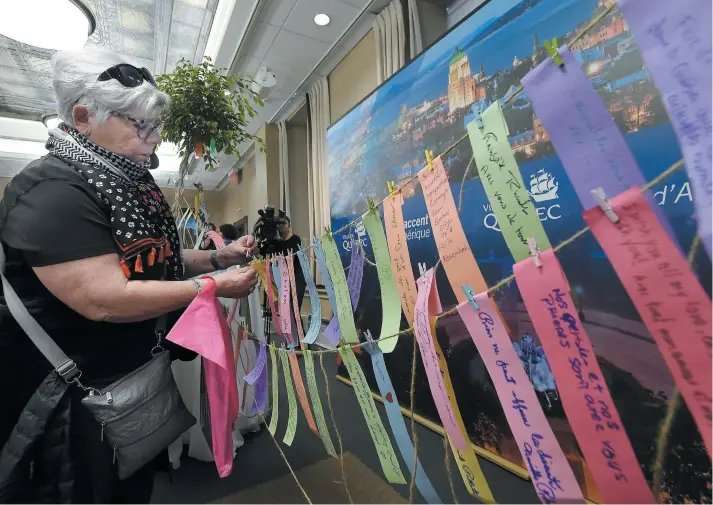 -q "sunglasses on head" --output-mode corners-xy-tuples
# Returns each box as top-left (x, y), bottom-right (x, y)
(98, 64), (157, 88)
